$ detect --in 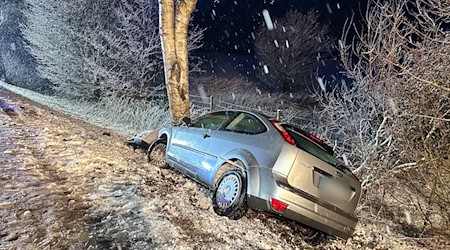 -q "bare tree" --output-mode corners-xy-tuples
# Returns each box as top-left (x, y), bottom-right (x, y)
(22, 0), (204, 101)
(0, 0), (44, 90)
(77, 0), (164, 99)
(255, 10), (332, 92)
(159, 0), (199, 124)
(314, 0), (449, 229)
(22, 0), (98, 98)
(79, 0), (204, 100)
